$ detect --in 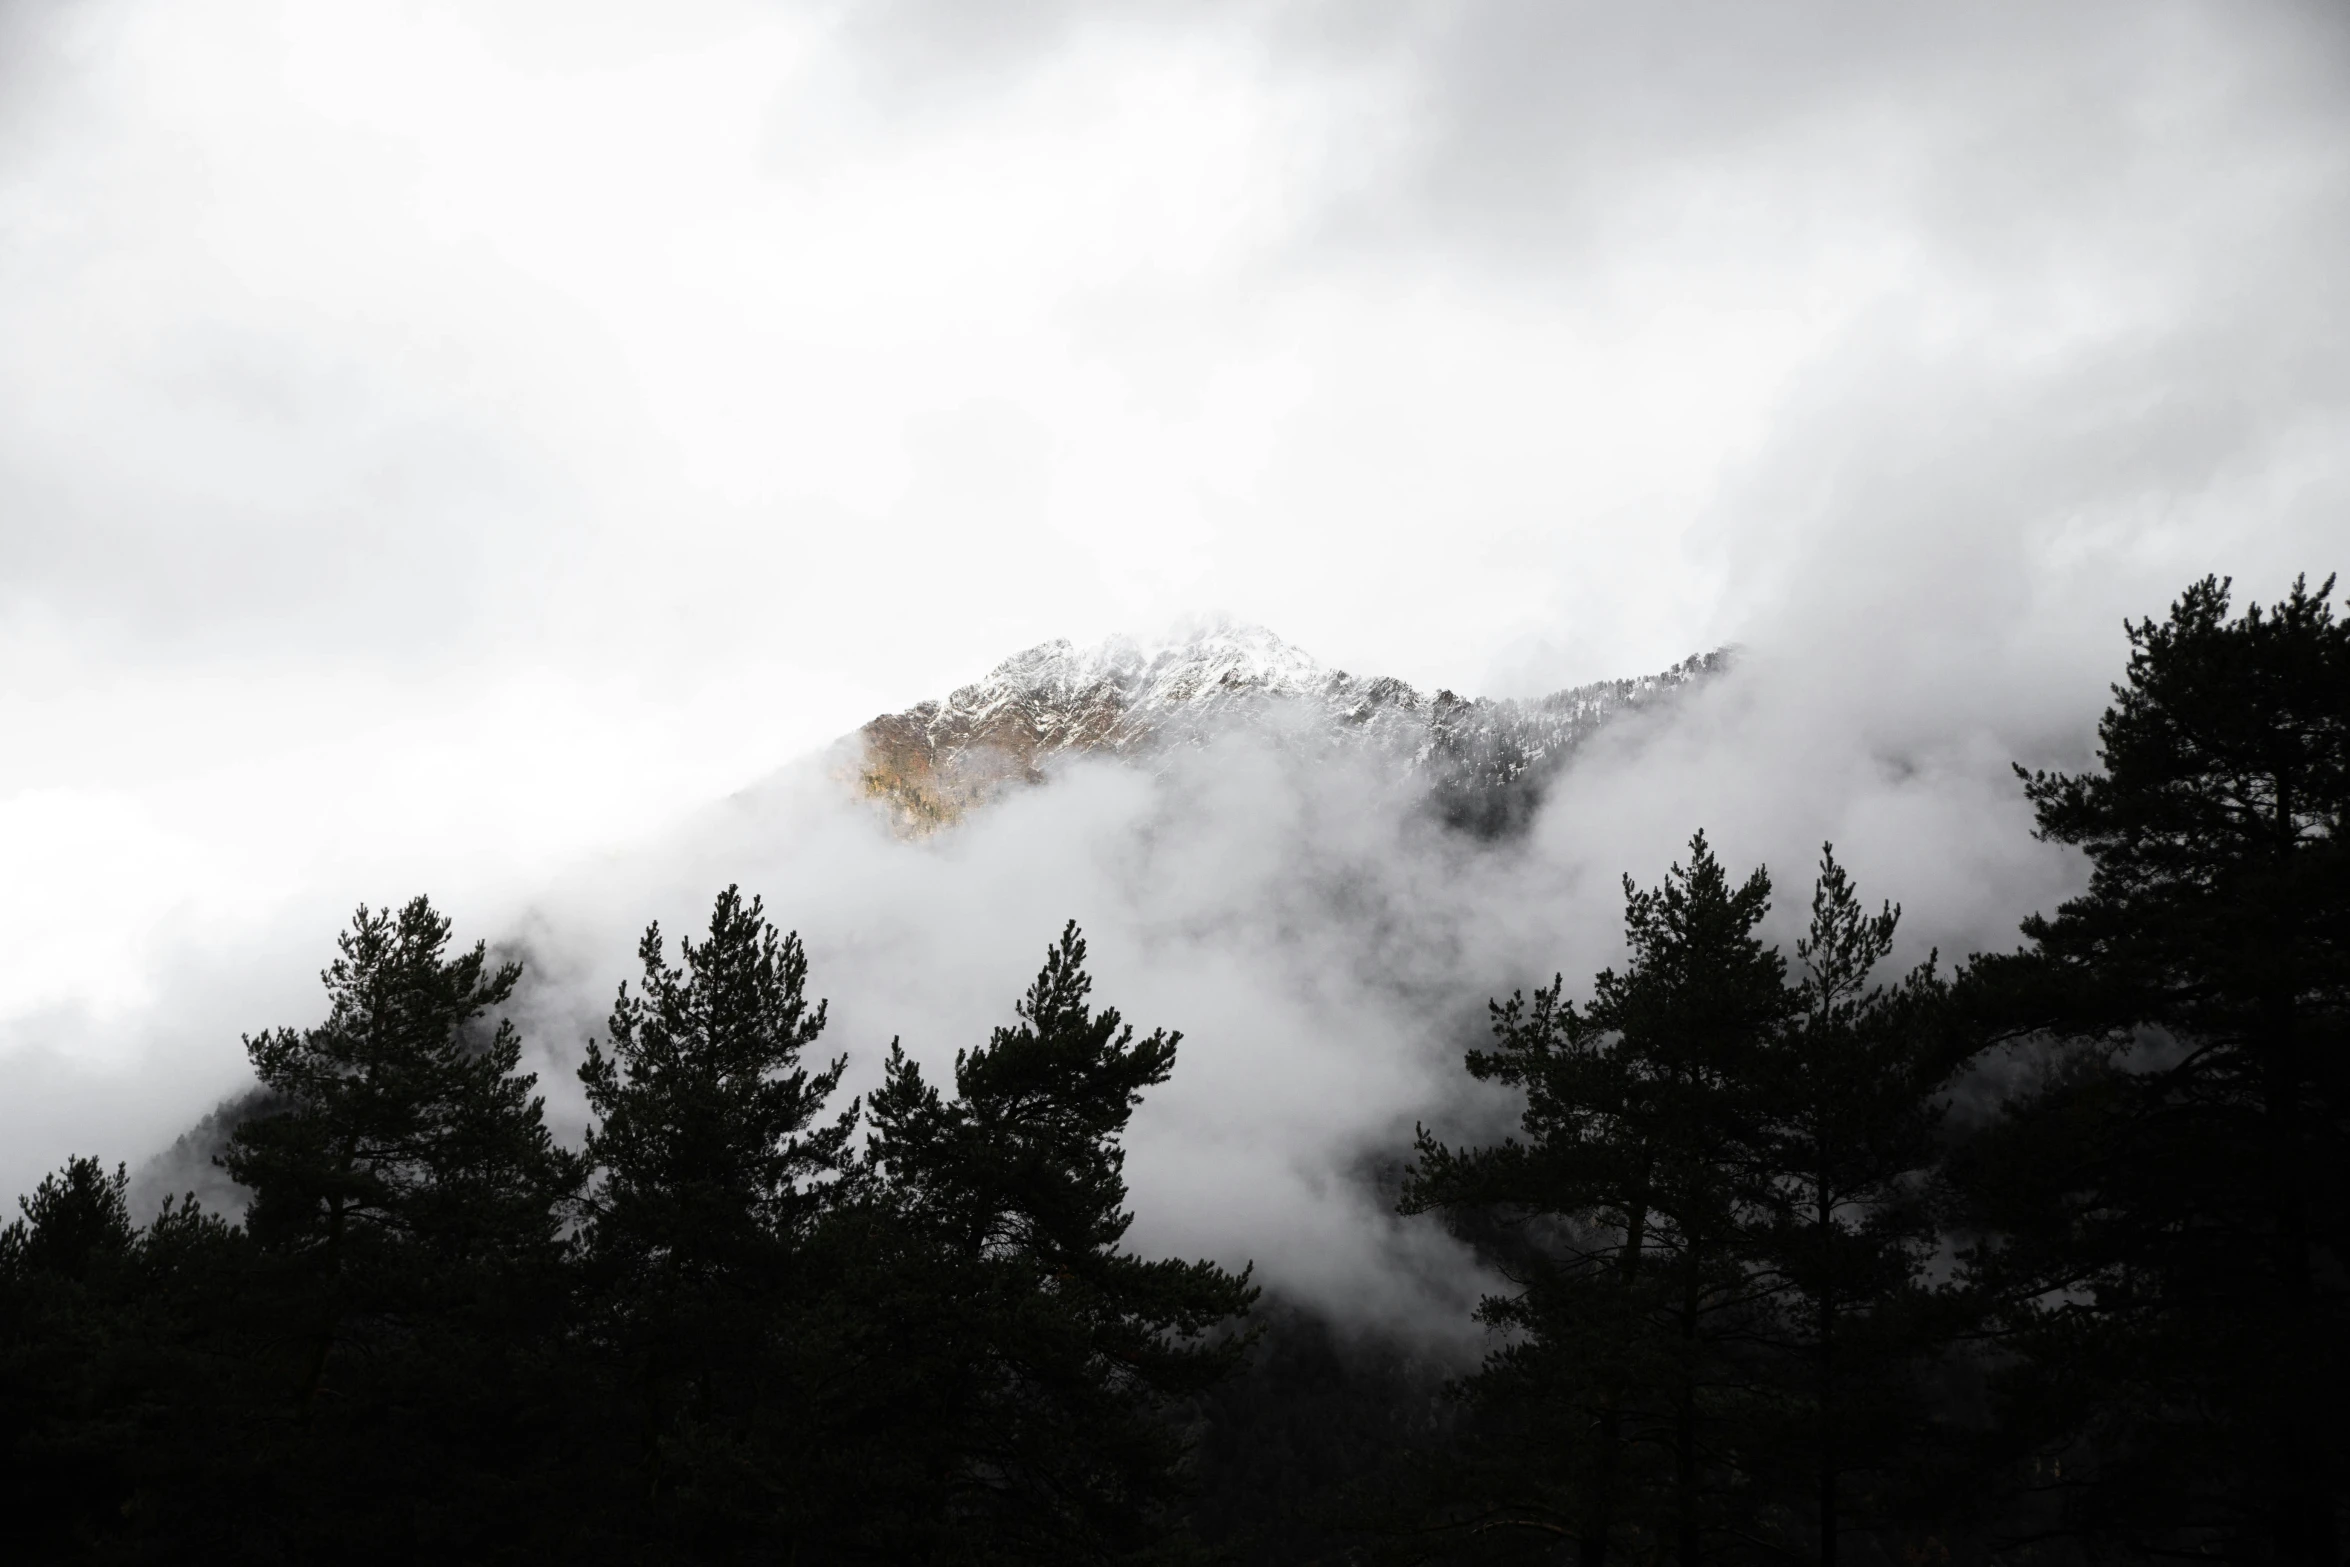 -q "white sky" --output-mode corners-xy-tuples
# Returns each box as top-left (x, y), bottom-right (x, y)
(1, 0), (2345, 1208)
